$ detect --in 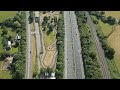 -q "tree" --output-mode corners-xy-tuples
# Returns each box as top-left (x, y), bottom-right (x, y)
(33, 71), (37, 78)
(105, 47), (115, 59)
(49, 24), (53, 32)
(46, 67), (53, 73)
(55, 69), (63, 79)
(118, 19), (120, 25)
(89, 52), (96, 60)
(100, 11), (105, 16)
(92, 17), (98, 24)
(13, 21), (21, 28)
(107, 16), (117, 25)
(101, 16), (107, 23)
(14, 40), (19, 47)
(12, 54), (20, 63)
(2, 35), (8, 47)
(2, 18), (13, 27)
(43, 16), (49, 24)
(11, 60), (25, 79)
(13, 13), (21, 23)
(29, 11), (34, 24)
(56, 61), (64, 70)
(2, 28), (8, 35)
